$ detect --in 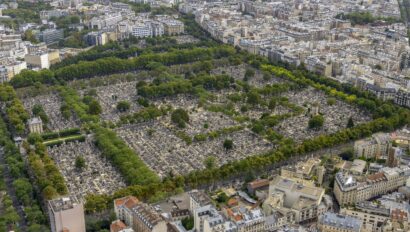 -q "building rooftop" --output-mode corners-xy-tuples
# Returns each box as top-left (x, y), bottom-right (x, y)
(247, 179), (269, 190)
(335, 172), (358, 191)
(132, 203), (164, 228)
(28, 117), (42, 125)
(188, 189), (212, 207)
(110, 219), (128, 232)
(269, 176), (325, 210)
(114, 196), (139, 210)
(49, 195), (81, 212)
(319, 212), (362, 232)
